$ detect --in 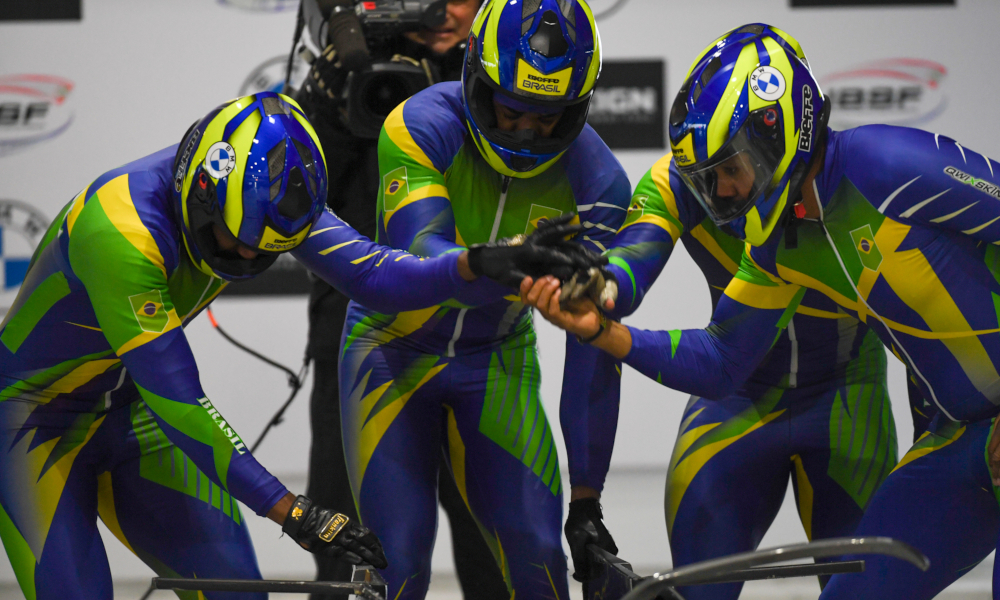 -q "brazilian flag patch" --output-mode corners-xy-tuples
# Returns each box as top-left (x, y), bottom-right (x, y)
(382, 166), (409, 211)
(525, 204), (566, 234)
(624, 194), (649, 226)
(129, 290), (168, 333)
(849, 224), (883, 272)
